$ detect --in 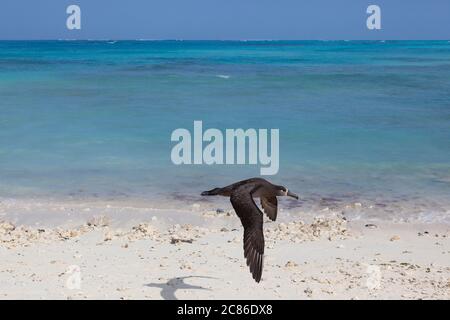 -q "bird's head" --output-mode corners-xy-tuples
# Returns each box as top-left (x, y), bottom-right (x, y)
(276, 185), (299, 200)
